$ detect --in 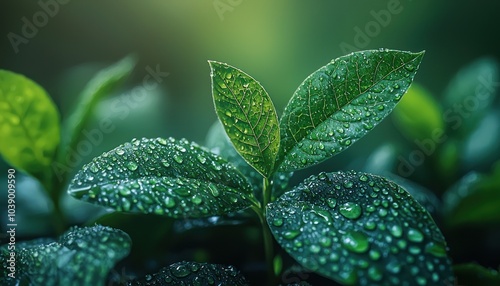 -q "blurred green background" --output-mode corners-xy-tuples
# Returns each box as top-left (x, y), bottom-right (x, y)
(1, 0), (499, 144)
(1, 1), (500, 283)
